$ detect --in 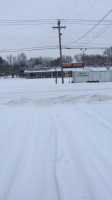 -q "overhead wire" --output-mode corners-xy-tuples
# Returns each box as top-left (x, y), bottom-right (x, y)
(75, 20), (112, 47)
(59, 0), (72, 18)
(65, 0), (80, 20)
(0, 46), (109, 53)
(64, 9), (112, 47)
(60, 0), (98, 38)
(0, 19), (111, 26)
(0, 46), (59, 53)
(0, 16), (111, 53)
(70, 0), (90, 19)
(80, 0), (97, 18)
